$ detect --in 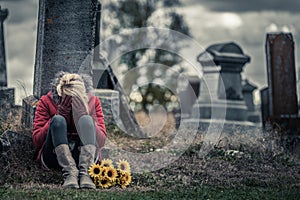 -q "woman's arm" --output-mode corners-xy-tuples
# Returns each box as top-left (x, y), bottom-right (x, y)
(32, 96), (52, 149)
(91, 96), (107, 148)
